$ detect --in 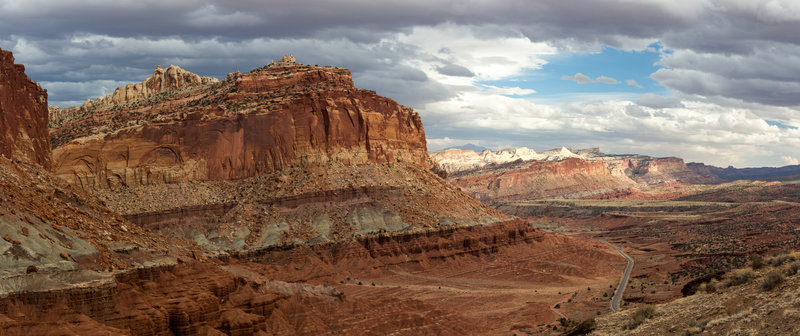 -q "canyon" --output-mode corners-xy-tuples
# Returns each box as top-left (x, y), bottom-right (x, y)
(1, 50), (628, 335)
